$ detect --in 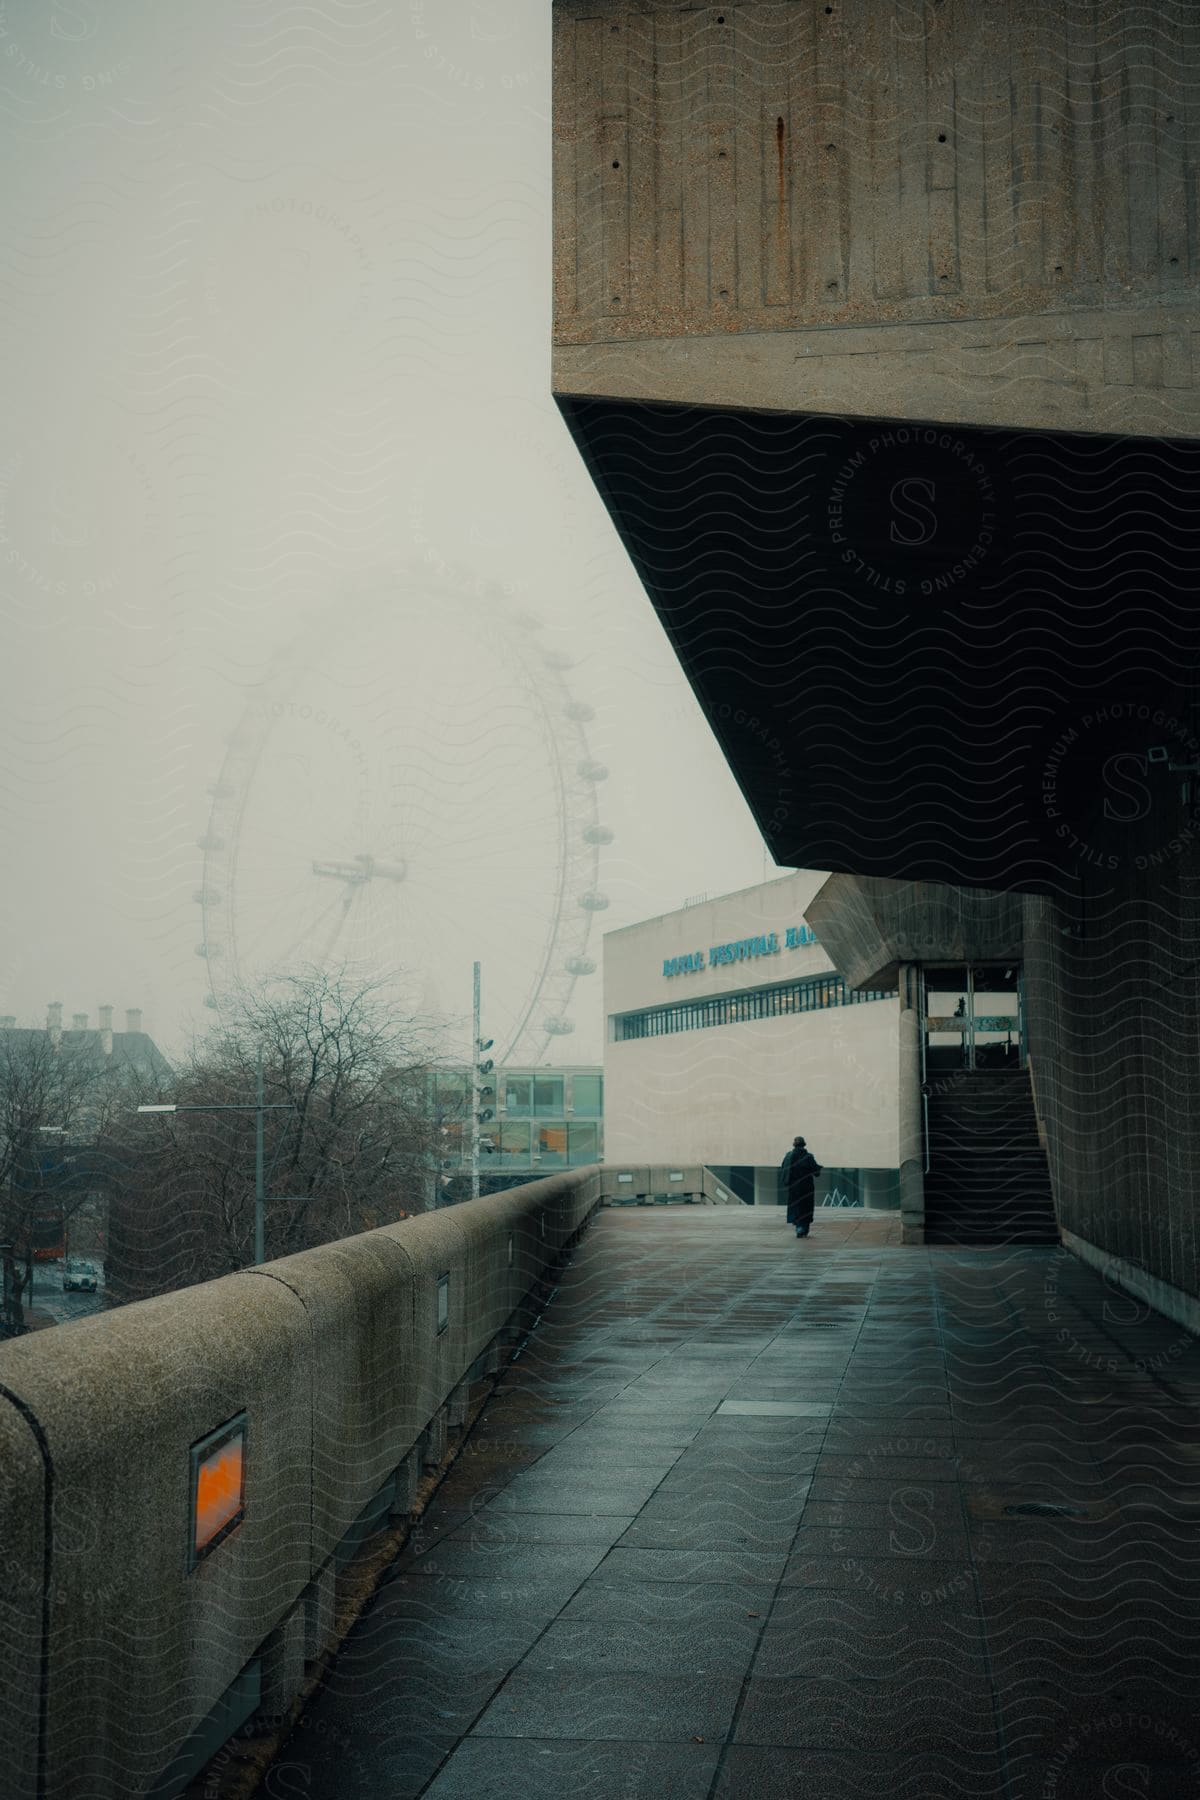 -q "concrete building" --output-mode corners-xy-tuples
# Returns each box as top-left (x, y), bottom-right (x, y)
(553, 0), (1199, 1315)
(604, 873), (902, 1206)
(0, 1003), (171, 1083)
